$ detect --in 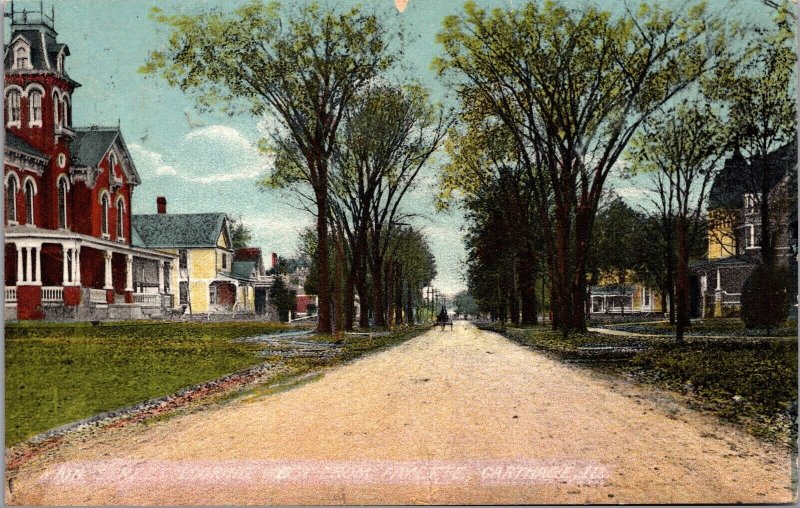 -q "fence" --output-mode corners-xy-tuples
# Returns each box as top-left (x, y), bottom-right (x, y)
(132, 293), (160, 306)
(41, 286), (64, 303)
